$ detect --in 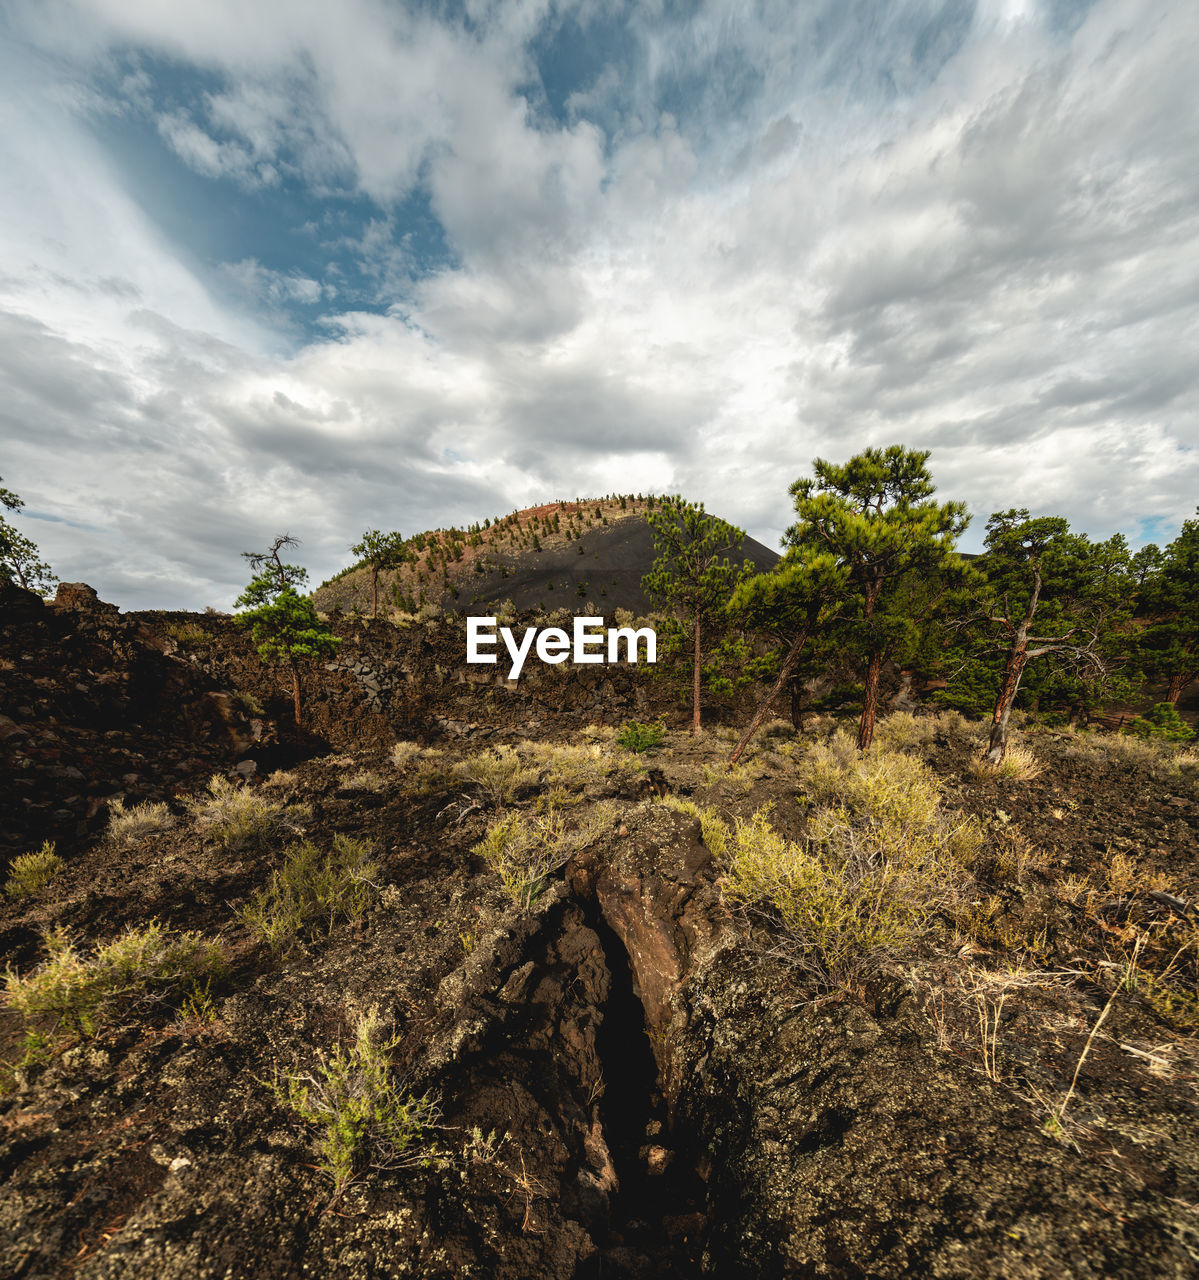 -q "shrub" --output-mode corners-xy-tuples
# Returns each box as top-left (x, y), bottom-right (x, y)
(454, 745), (540, 808)
(968, 742), (1043, 781)
(186, 775), (308, 852)
(795, 732), (974, 854)
(616, 720), (664, 753)
(4, 922), (225, 1038)
(714, 800), (976, 987)
(165, 622), (212, 647)
(240, 835), (380, 951)
(712, 736), (981, 987)
(5, 842), (64, 899)
(1128, 703), (1195, 743)
(473, 803), (615, 907)
(873, 711), (937, 752)
(272, 1007), (439, 1195)
(108, 798), (176, 846)
(390, 741), (423, 770)
(702, 760), (757, 795)
(525, 741), (628, 801)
